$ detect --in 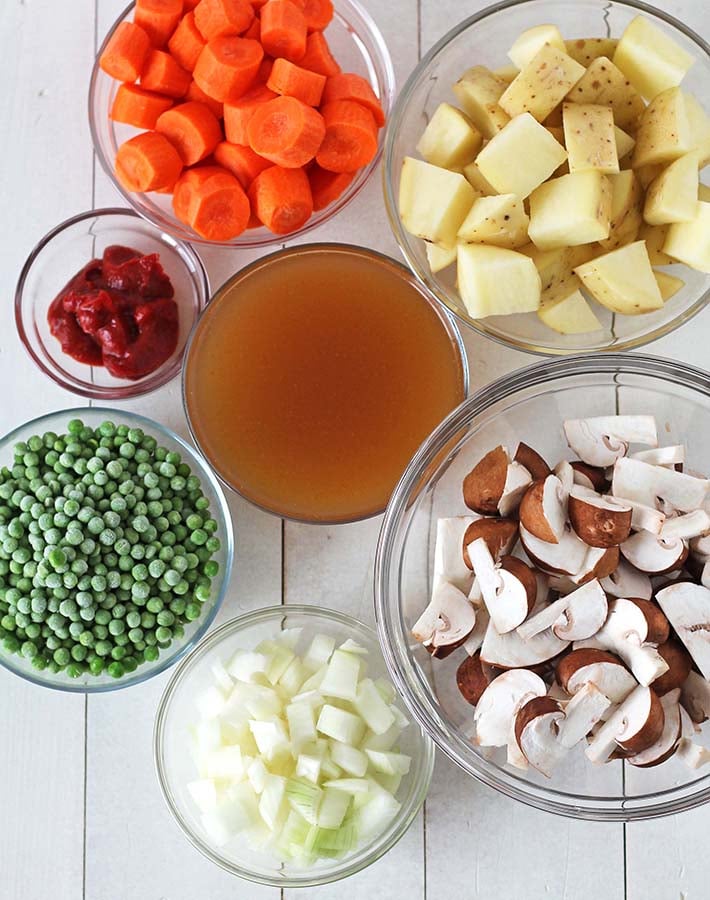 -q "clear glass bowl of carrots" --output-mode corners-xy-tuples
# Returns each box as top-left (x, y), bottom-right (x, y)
(89, 0), (395, 246)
